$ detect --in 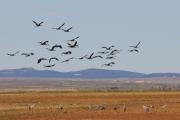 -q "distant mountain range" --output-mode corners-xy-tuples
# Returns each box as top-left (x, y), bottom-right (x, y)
(0, 68), (179, 79)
